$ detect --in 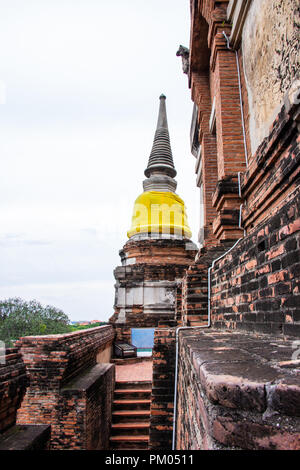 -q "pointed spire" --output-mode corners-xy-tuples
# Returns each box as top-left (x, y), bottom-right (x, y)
(144, 94), (177, 178)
